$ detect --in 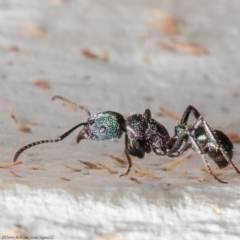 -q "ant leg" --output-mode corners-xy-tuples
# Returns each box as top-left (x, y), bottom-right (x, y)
(52, 95), (91, 116)
(189, 134), (227, 184)
(180, 105), (201, 125)
(220, 148), (240, 174)
(169, 106), (201, 155)
(202, 154), (227, 184)
(152, 147), (165, 156)
(201, 117), (240, 174)
(13, 122), (87, 162)
(167, 132), (189, 156)
(168, 140), (192, 157)
(120, 134), (133, 177)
